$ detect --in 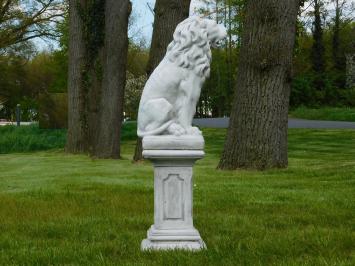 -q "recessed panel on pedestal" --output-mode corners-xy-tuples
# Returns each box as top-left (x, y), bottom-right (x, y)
(163, 174), (184, 220)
